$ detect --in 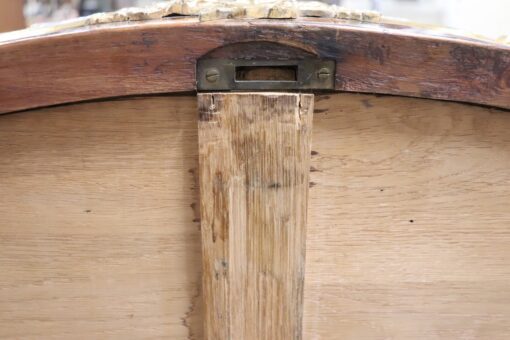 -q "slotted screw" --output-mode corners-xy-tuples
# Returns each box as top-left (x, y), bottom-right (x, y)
(205, 68), (220, 83)
(317, 67), (331, 81)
